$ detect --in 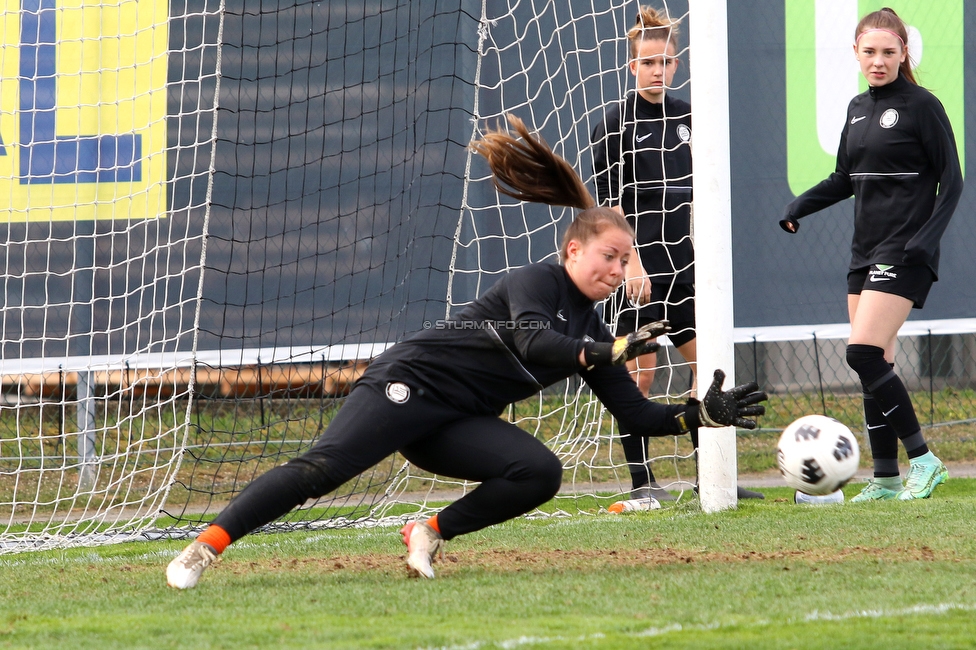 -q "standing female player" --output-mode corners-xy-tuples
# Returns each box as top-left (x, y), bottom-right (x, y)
(781, 7), (962, 501)
(591, 6), (762, 502)
(166, 116), (767, 587)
